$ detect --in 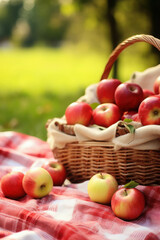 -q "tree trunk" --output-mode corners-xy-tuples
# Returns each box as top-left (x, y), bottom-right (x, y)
(148, 0), (160, 62)
(106, 0), (120, 79)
